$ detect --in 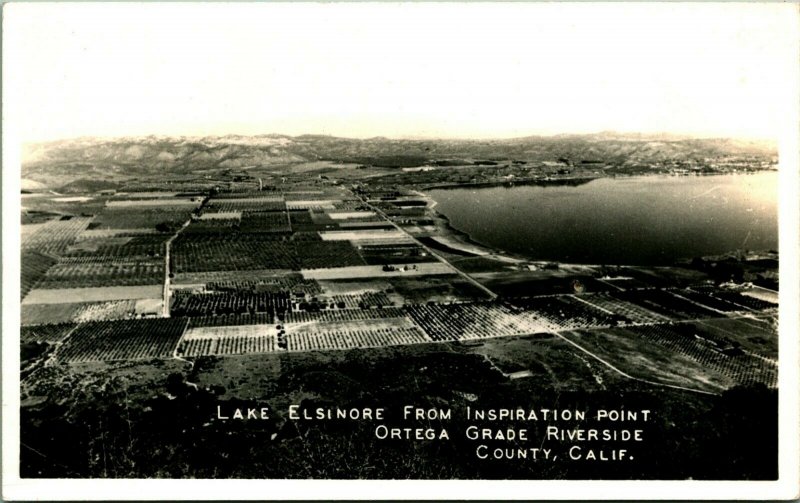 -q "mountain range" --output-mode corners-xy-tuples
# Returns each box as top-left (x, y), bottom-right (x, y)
(21, 132), (776, 189)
